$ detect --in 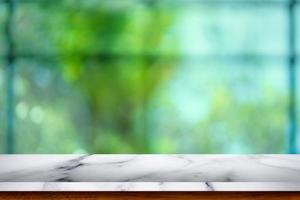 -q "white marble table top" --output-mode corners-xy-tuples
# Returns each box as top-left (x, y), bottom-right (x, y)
(0, 155), (300, 191)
